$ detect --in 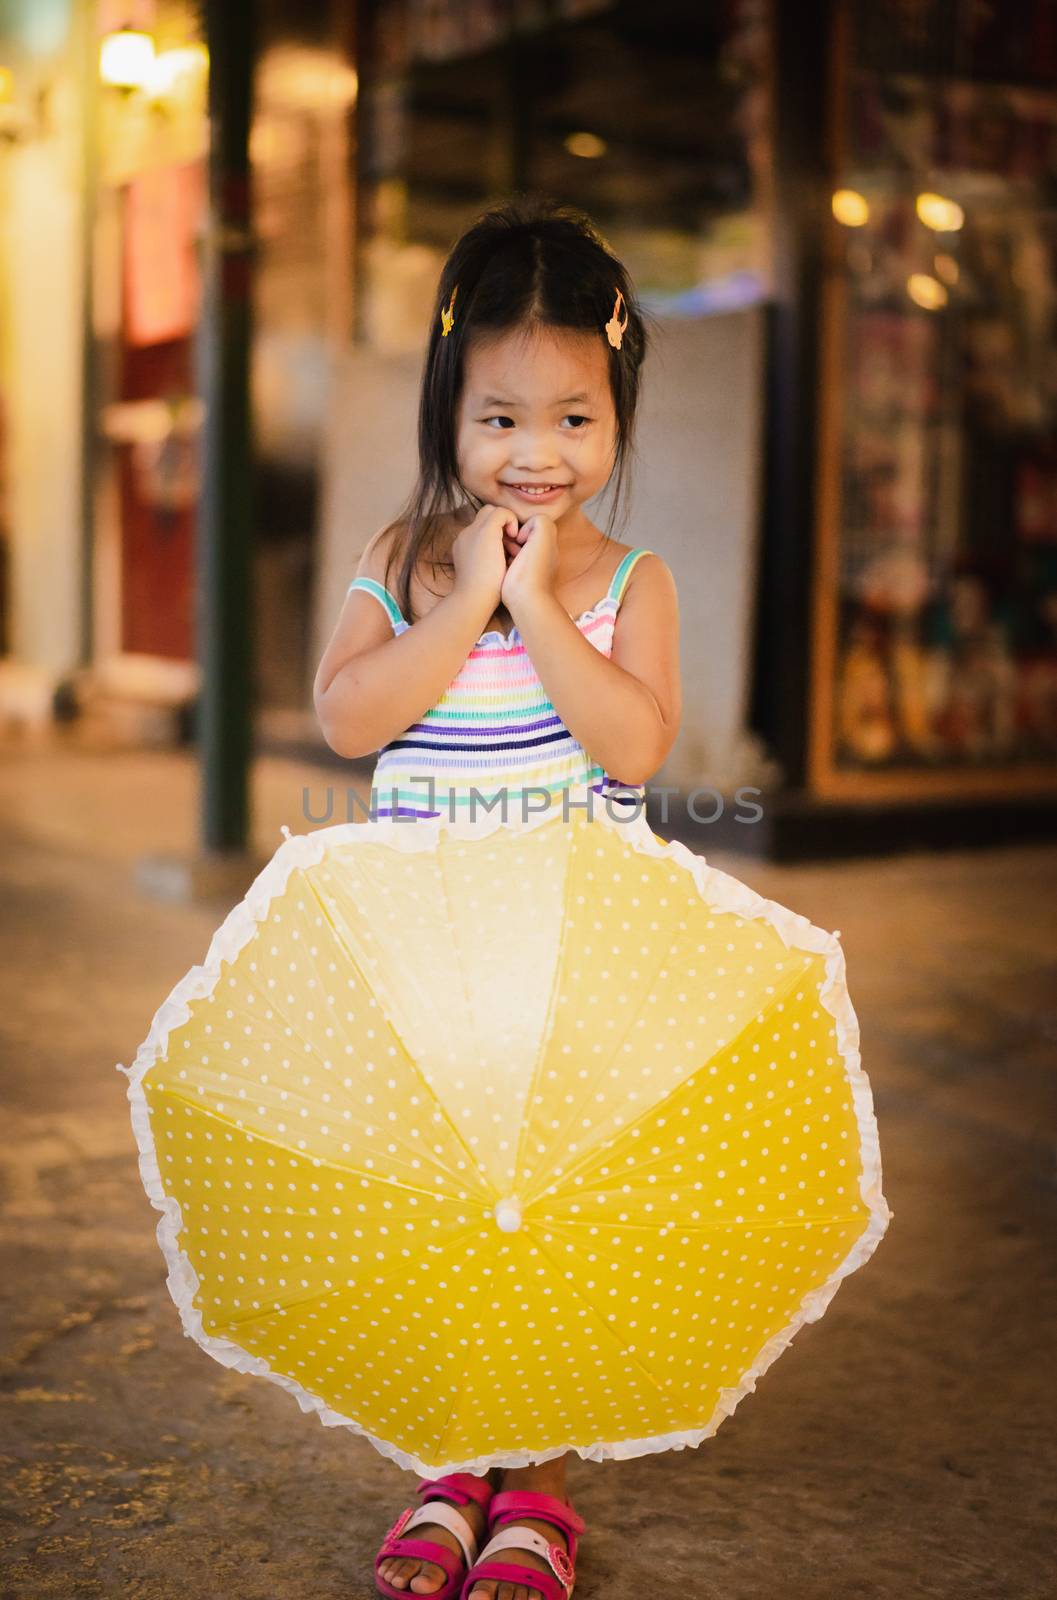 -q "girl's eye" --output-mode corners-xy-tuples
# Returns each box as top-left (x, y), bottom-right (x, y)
(480, 413), (590, 429)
